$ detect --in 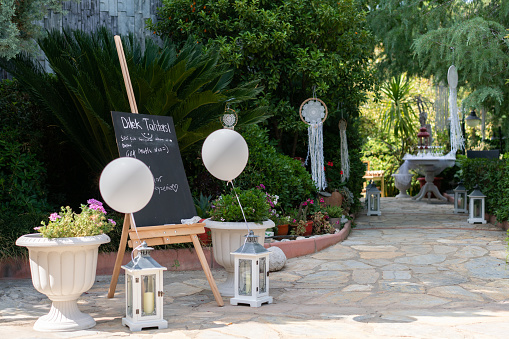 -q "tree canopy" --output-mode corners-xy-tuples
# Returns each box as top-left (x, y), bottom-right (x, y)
(148, 0), (375, 156)
(365, 0), (509, 146)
